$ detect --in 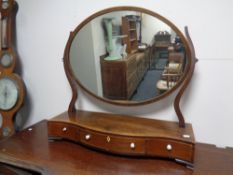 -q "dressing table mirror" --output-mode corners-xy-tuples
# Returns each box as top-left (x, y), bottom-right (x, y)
(48, 6), (197, 164)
